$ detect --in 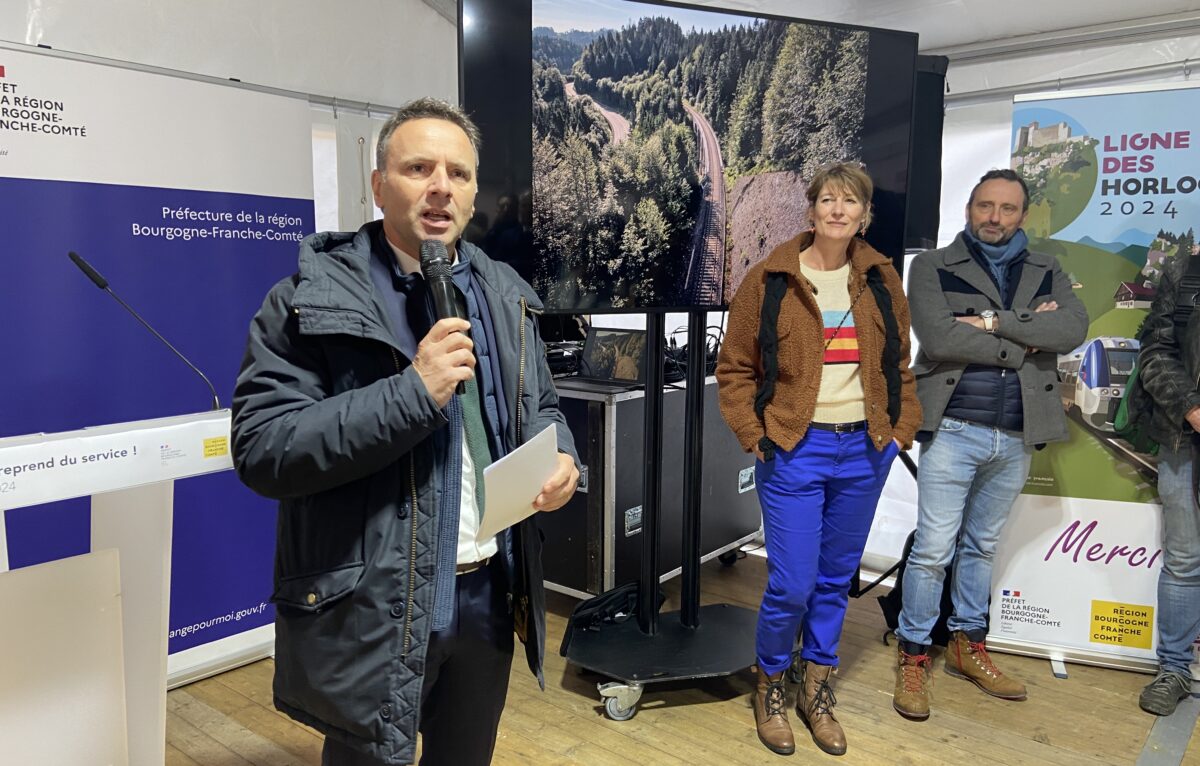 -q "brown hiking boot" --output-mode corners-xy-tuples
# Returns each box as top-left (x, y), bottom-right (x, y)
(893, 644), (932, 720)
(798, 662), (846, 756)
(752, 666), (795, 755)
(944, 631), (1027, 700)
